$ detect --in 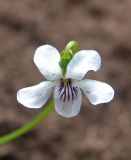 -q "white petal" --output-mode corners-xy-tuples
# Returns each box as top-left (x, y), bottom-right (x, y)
(75, 79), (114, 105)
(54, 81), (82, 118)
(17, 81), (54, 108)
(66, 50), (101, 80)
(34, 45), (62, 81)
